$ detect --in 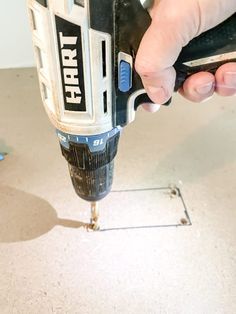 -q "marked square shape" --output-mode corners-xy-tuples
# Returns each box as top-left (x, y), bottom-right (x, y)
(98, 187), (191, 231)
